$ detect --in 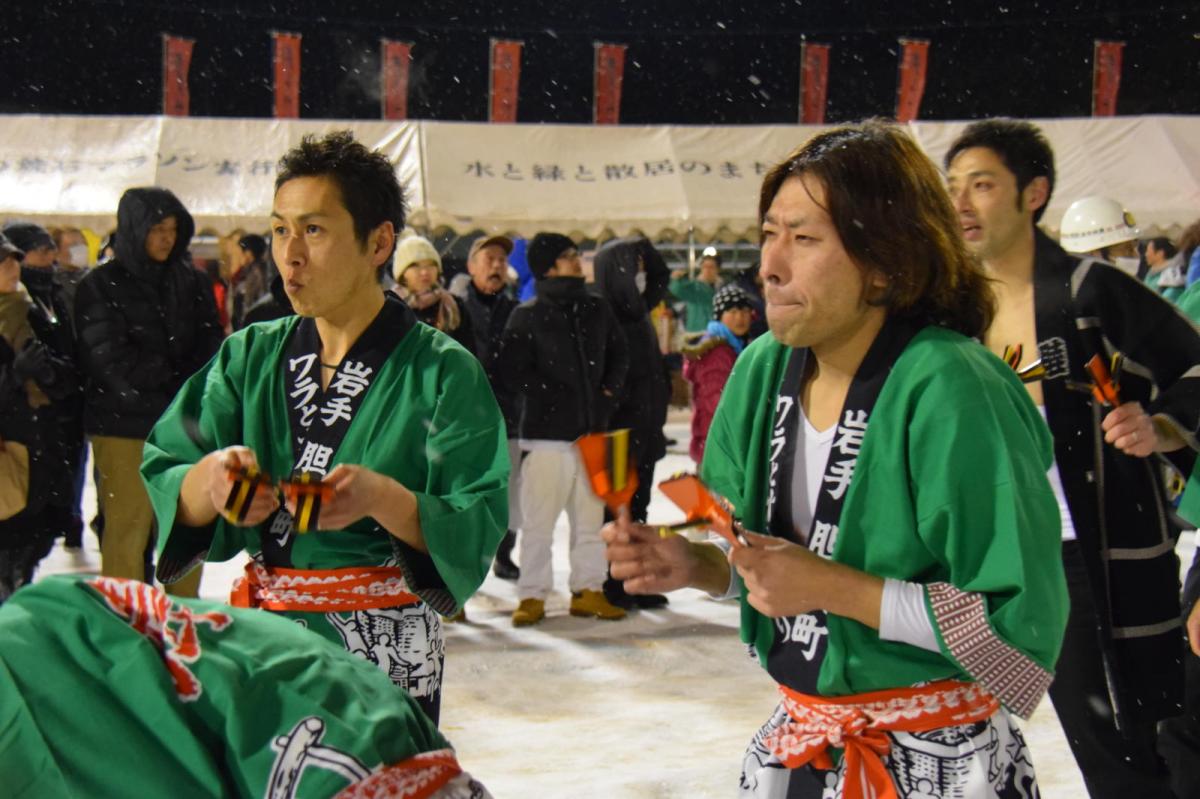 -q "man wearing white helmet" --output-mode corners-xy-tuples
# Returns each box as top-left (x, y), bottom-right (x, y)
(1058, 195), (1142, 272)
(946, 119), (1200, 799)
